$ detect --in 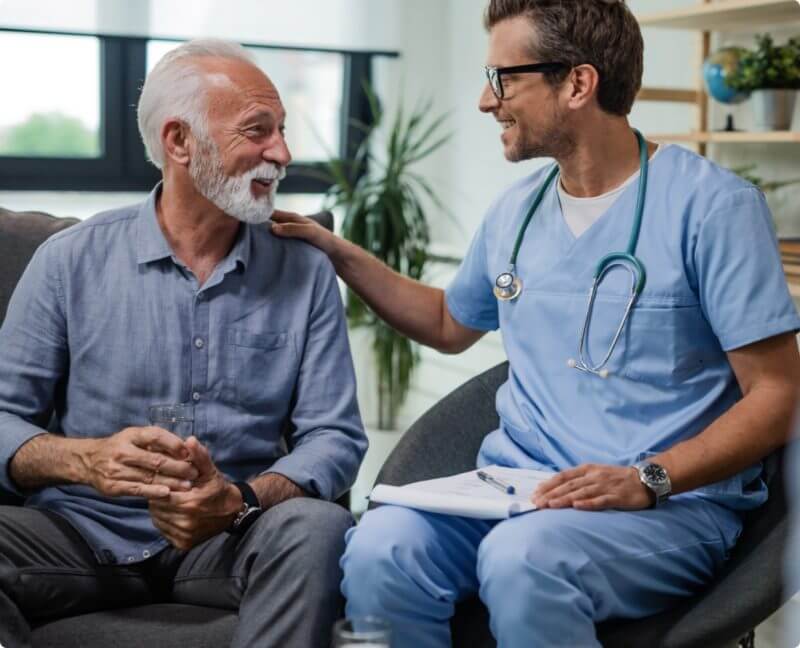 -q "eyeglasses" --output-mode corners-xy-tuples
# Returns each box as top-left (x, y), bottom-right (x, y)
(484, 62), (568, 100)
